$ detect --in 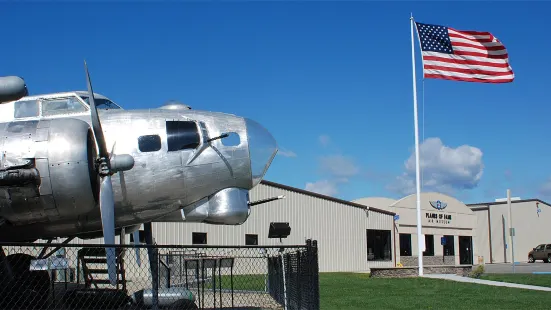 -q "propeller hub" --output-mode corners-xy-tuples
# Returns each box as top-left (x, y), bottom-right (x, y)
(97, 158), (111, 176)
(110, 154), (135, 173)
